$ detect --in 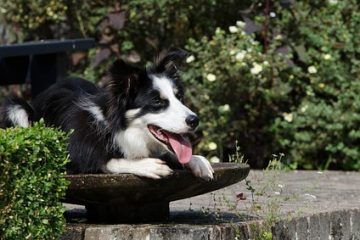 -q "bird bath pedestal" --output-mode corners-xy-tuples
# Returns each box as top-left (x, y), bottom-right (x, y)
(64, 163), (250, 223)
